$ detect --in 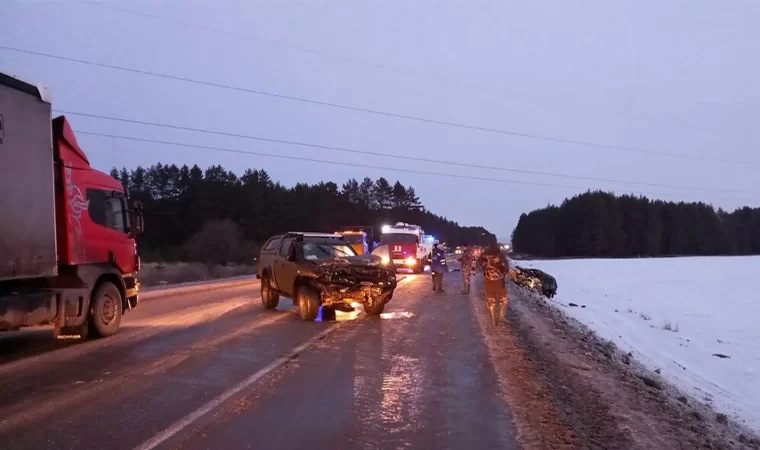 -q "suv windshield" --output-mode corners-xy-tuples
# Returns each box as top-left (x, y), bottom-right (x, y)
(380, 233), (418, 244)
(302, 242), (357, 260)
